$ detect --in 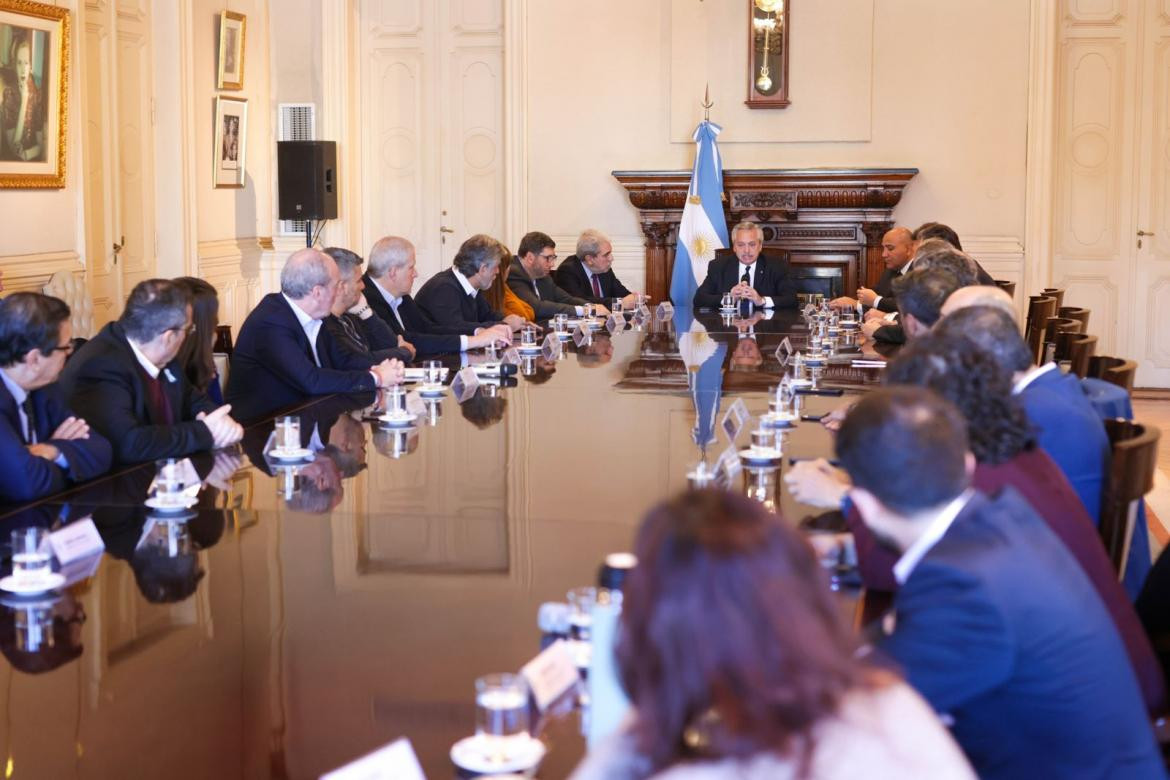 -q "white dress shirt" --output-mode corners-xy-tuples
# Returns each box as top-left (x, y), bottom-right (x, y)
(369, 274), (470, 352)
(873, 258), (915, 313)
(282, 293), (323, 366)
(1011, 361), (1059, 395)
(892, 489), (975, 585)
(739, 262), (775, 309)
